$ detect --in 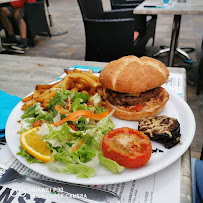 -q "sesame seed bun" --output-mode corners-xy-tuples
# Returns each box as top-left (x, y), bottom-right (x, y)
(99, 55), (169, 93)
